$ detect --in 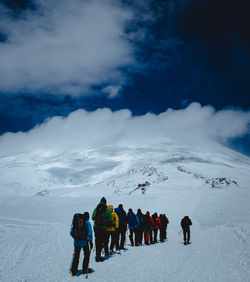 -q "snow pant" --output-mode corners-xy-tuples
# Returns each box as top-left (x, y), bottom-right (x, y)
(137, 226), (143, 244)
(144, 228), (151, 244)
(117, 223), (127, 249)
(150, 229), (153, 244)
(94, 228), (108, 258)
(183, 228), (190, 242)
(153, 228), (159, 243)
(71, 245), (90, 275)
(160, 227), (167, 242)
(129, 228), (139, 246)
(107, 231), (119, 251)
